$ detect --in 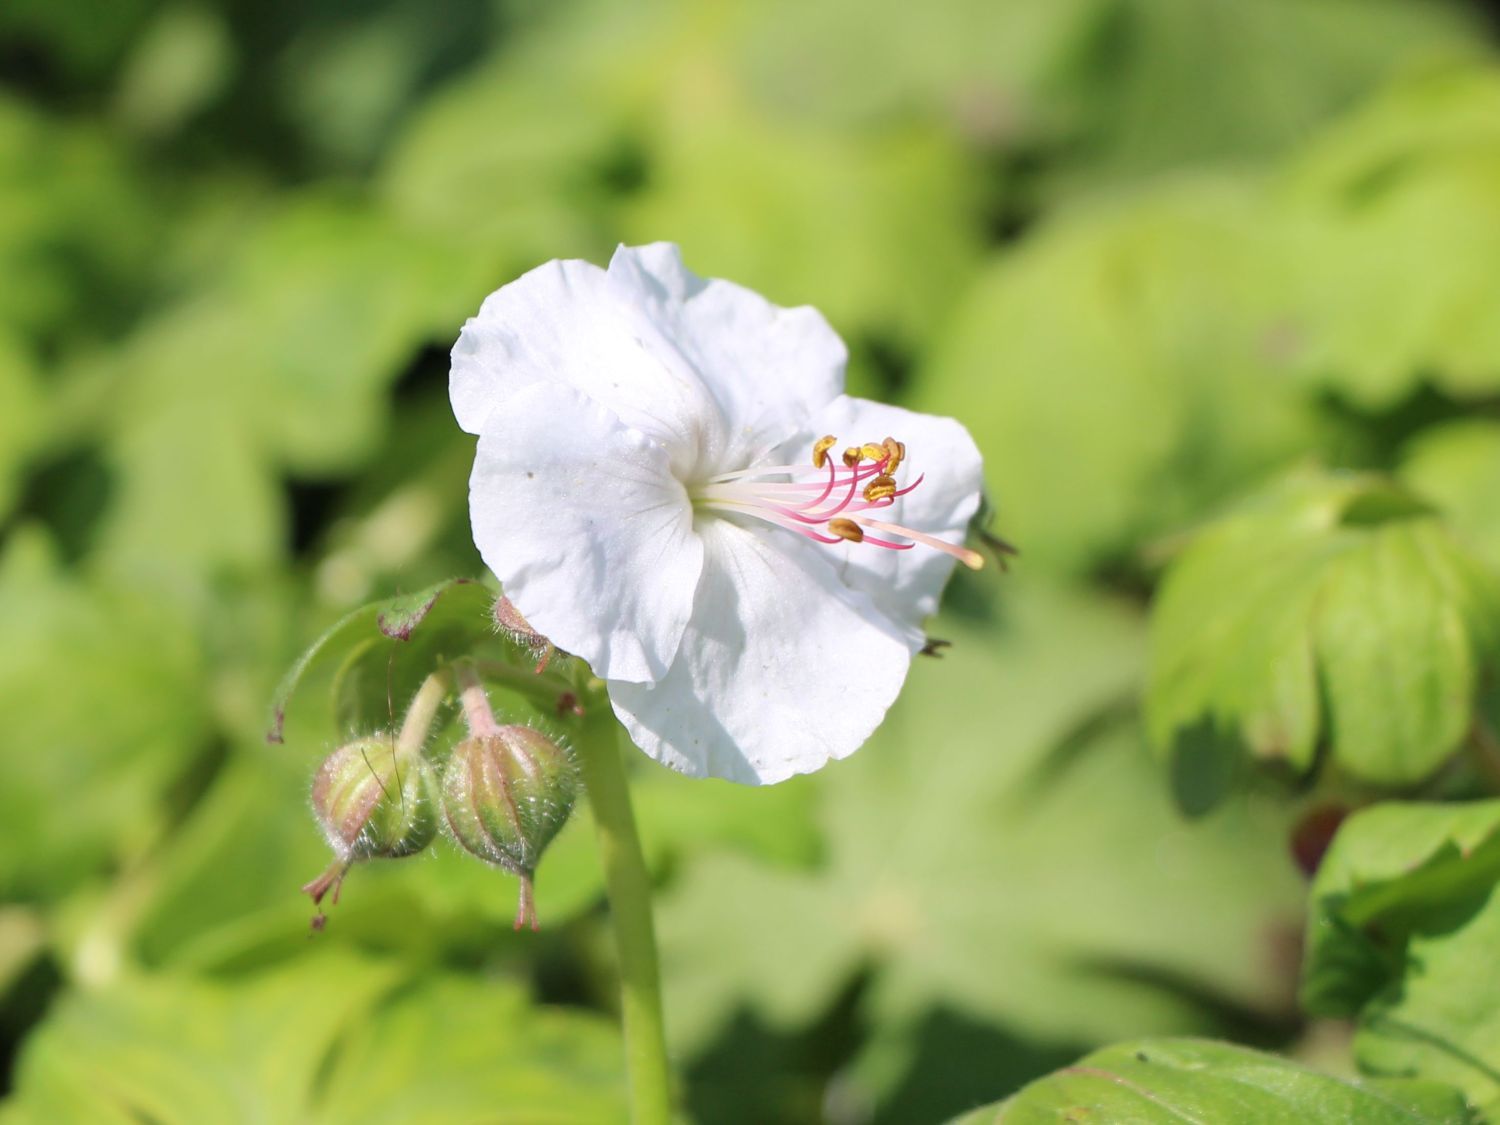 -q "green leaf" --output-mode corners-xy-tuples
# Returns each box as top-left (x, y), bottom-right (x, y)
(657, 582), (1303, 1117)
(1147, 472), (1500, 796)
(1403, 420), (1500, 573)
(267, 577), (495, 747)
(93, 193), (461, 580)
(1275, 67), (1500, 407)
(1303, 801), (1500, 1110)
(0, 94), (157, 342)
(955, 1038), (1472, 1124)
(623, 106), (981, 355)
(0, 329), (46, 521)
(914, 180), (1319, 573)
(1052, 0), (1482, 183)
(0, 952), (624, 1124)
(0, 527), (211, 902)
(309, 972), (625, 1124)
